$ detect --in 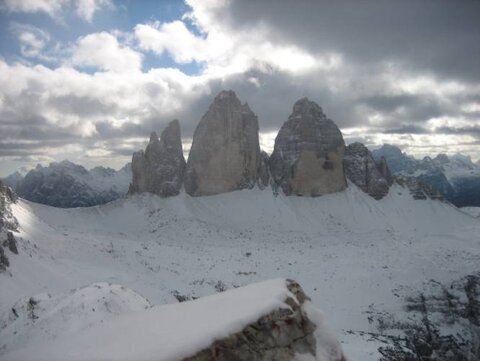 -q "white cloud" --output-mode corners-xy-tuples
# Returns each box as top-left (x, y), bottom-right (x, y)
(74, 0), (112, 22)
(2, 0), (67, 17)
(135, 21), (210, 64)
(134, 13), (327, 77)
(0, 58), (211, 166)
(72, 32), (143, 73)
(10, 23), (51, 59)
(2, 0), (112, 21)
(2, 0), (480, 172)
